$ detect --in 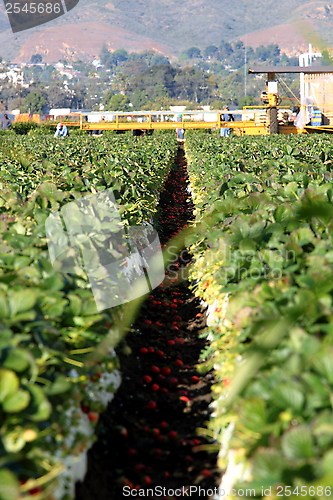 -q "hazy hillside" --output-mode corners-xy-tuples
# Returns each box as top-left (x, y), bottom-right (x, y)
(0, 0), (332, 61)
